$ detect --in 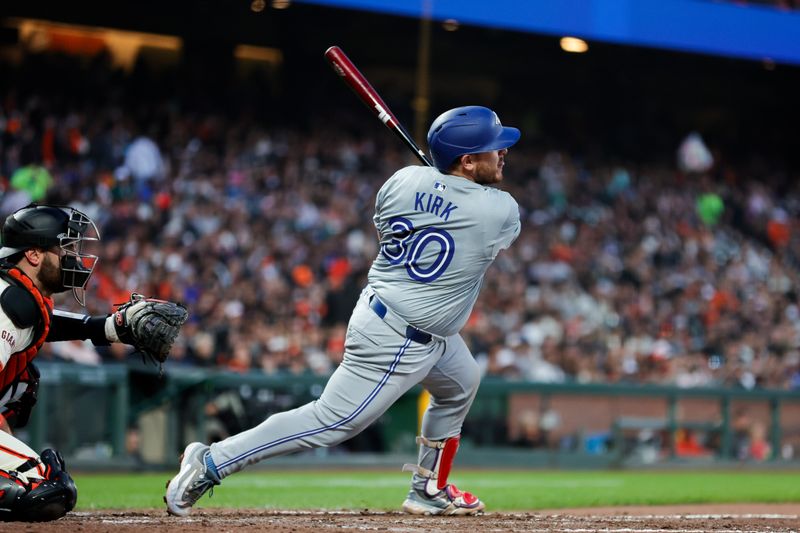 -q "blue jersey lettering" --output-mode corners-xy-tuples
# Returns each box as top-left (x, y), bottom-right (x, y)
(414, 192), (459, 222)
(415, 192), (425, 211)
(430, 195), (444, 217)
(440, 202), (457, 221)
